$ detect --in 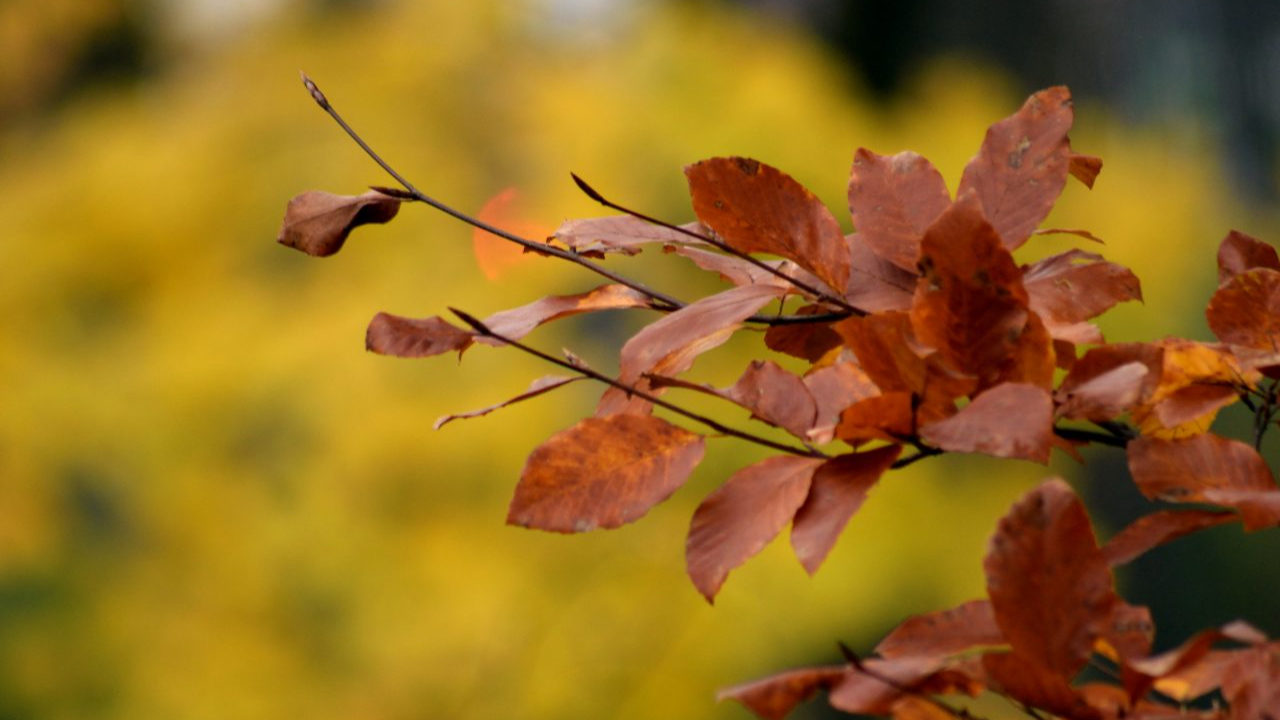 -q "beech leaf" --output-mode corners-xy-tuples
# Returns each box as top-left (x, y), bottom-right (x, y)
(1126, 435), (1278, 521)
(551, 215), (708, 255)
(717, 666), (846, 720)
(365, 312), (474, 358)
(802, 361), (881, 442)
(1217, 230), (1280, 285)
(278, 190), (401, 257)
(790, 446), (902, 575)
(1206, 267), (1280, 351)
(844, 234), (918, 313)
(475, 284), (654, 347)
(686, 157), (851, 292)
(1067, 153), (1103, 188)
(686, 455), (823, 602)
(508, 415), (705, 533)
(1100, 509), (1236, 567)
(920, 383), (1054, 464)
(763, 305), (844, 362)
(847, 148), (951, 272)
(1022, 249), (1142, 333)
(874, 600), (1004, 660)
